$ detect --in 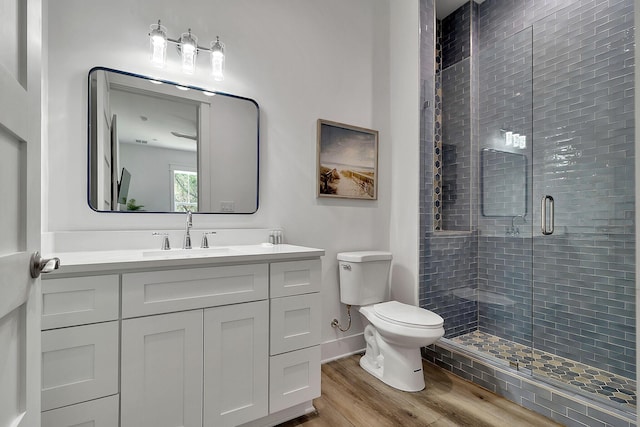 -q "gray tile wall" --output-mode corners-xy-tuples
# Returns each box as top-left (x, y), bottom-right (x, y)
(529, 0), (635, 379)
(441, 1), (471, 69)
(477, 236), (533, 347)
(420, 0), (479, 339)
(441, 58), (472, 231)
(435, 0), (636, 379)
(477, 0), (582, 51)
(421, 234), (479, 338)
(420, 0), (636, 420)
(476, 26), (535, 349)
